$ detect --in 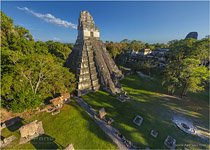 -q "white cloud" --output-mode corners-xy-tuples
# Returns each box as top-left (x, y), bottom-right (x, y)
(53, 37), (61, 41)
(17, 7), (77, 29)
